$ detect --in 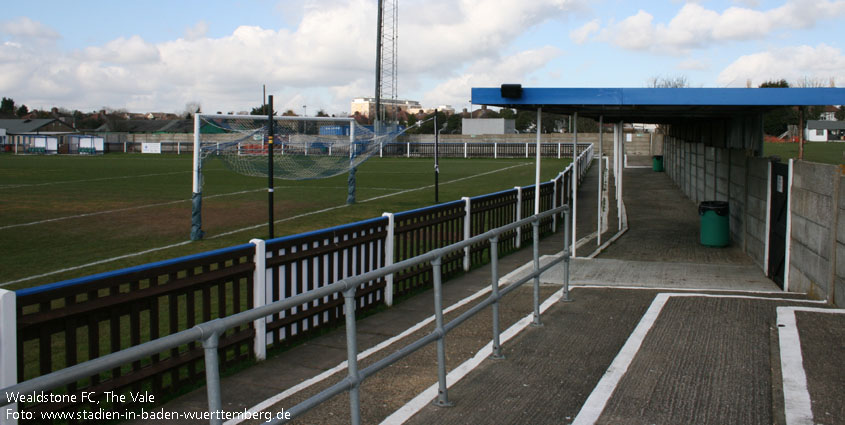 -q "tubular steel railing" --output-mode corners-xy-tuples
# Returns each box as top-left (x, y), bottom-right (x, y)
(0, 205), (572, 425)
